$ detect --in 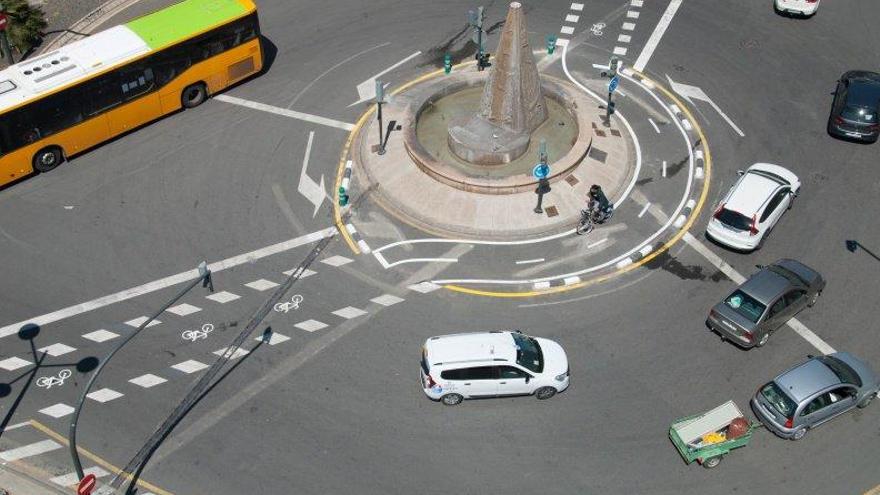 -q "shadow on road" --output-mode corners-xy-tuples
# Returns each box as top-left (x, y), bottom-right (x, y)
(0, 324), (98, 441)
